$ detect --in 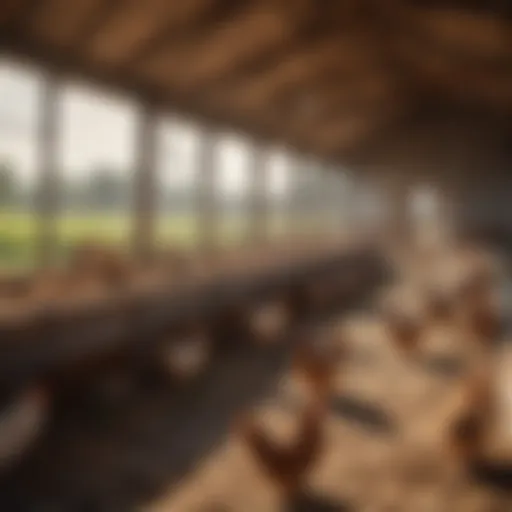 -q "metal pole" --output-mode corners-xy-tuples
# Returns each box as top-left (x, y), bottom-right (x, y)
(132, 103), (157, 261)
(35, 71), (59, 267)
